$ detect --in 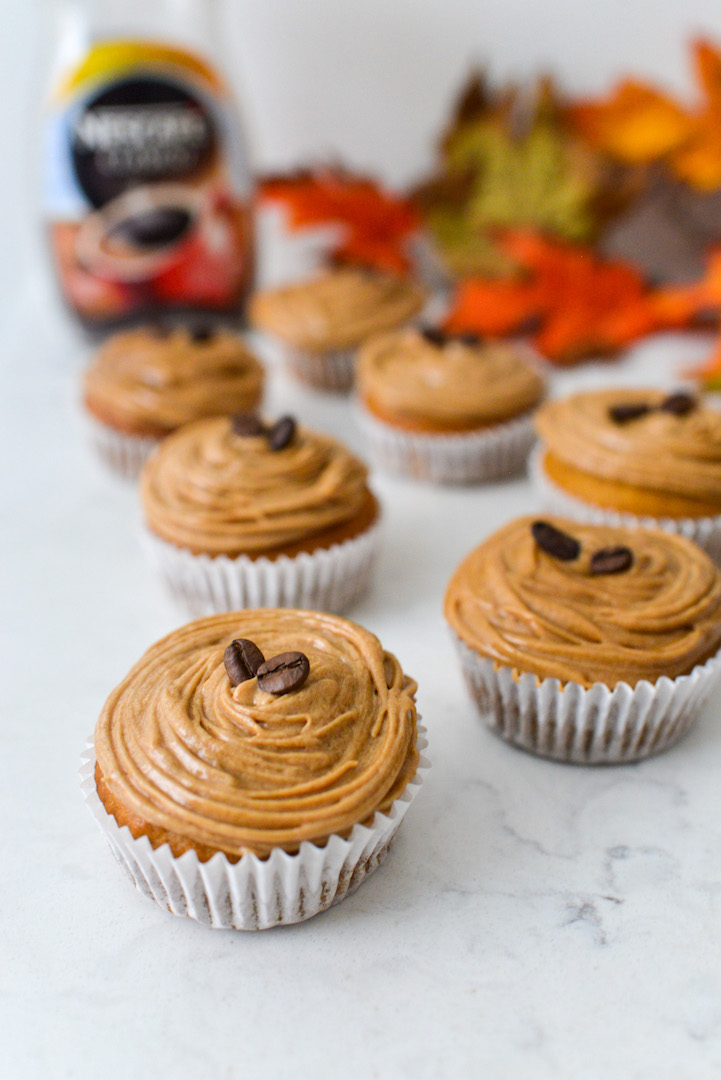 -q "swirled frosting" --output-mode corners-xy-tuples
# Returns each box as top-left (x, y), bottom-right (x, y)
(94, 609), (419, 859)
(249, 268), (426, 351)
(445, 515), (721, 688)
(358, 329), (545, 430)
(535, 388), (721, 506)
(140, 416), (375, 555)
(84, 326), (264, 436)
